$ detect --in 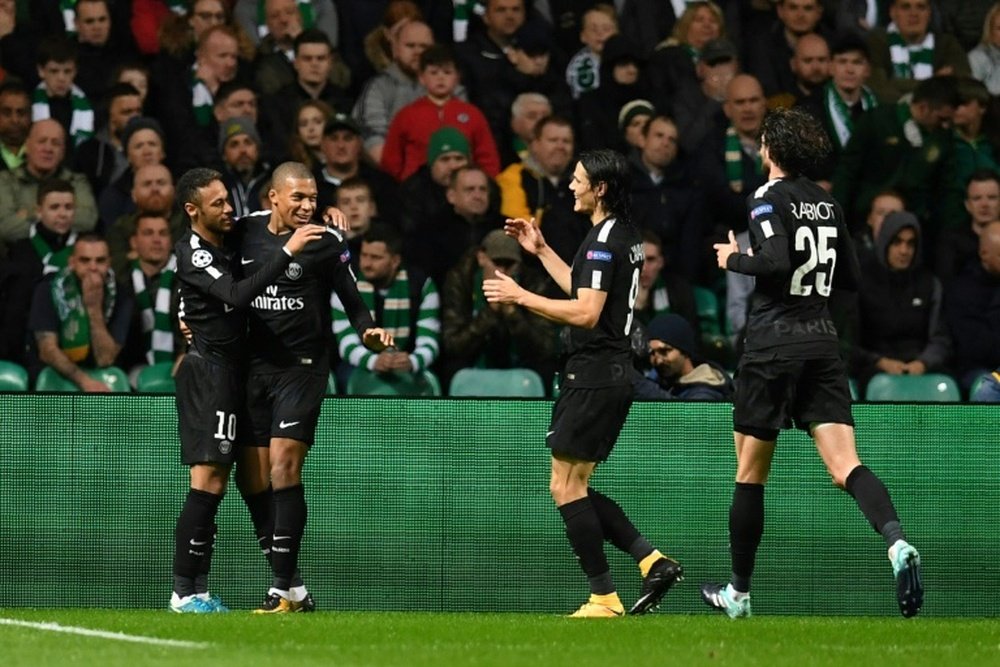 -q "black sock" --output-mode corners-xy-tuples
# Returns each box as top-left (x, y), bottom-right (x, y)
(729, 482), (764, 593)
(558, 497), (612, 594)
(194, 524), (218, 594)
(173, 489), (222, 597)
(271, 484), (307, 591)
(845, 465), (904, 546)
(241, 487), (273, 564)
(587, 488), (648, 560)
